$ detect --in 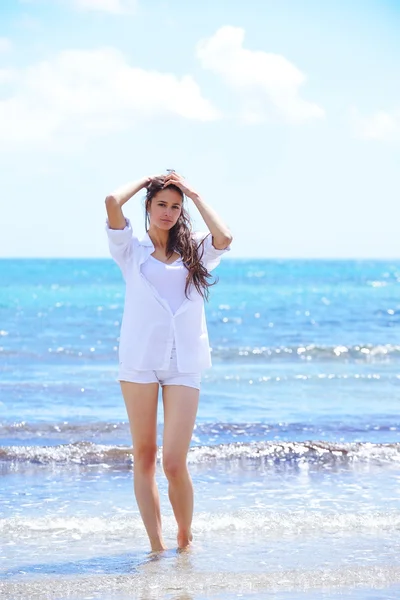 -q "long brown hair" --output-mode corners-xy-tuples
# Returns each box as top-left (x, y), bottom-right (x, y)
(145, 175), (217, 301)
